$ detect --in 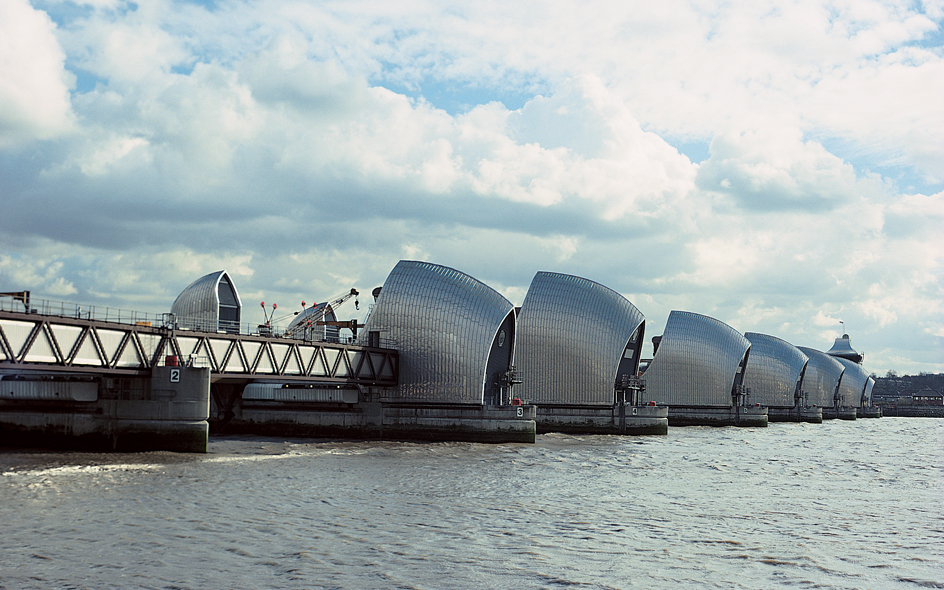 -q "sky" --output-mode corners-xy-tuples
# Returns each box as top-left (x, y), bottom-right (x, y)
(1, 0), (942, 376)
